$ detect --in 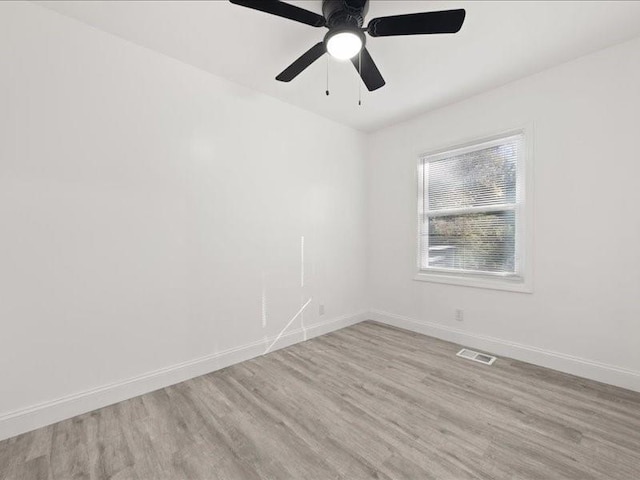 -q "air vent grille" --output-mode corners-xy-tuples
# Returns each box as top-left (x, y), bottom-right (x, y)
(456, 348), (497, 365)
